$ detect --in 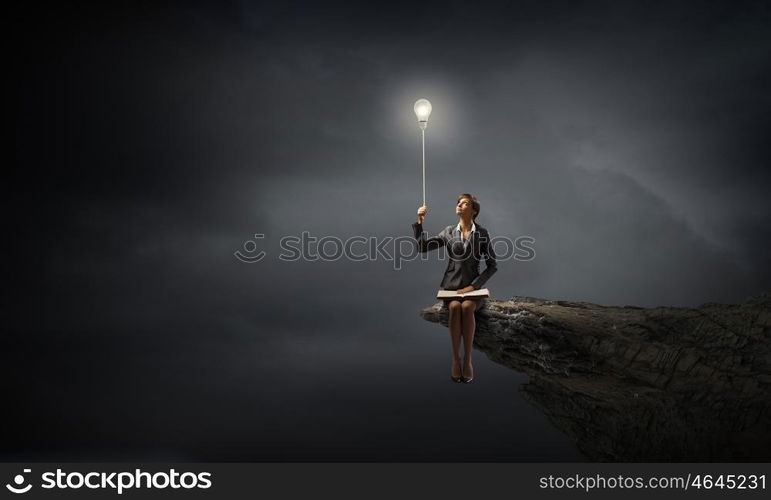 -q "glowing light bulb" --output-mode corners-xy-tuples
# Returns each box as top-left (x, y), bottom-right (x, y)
(414, 98), (432, 130)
